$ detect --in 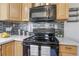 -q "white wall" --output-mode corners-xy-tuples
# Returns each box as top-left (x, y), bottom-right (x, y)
(64, 22), (79, 42)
